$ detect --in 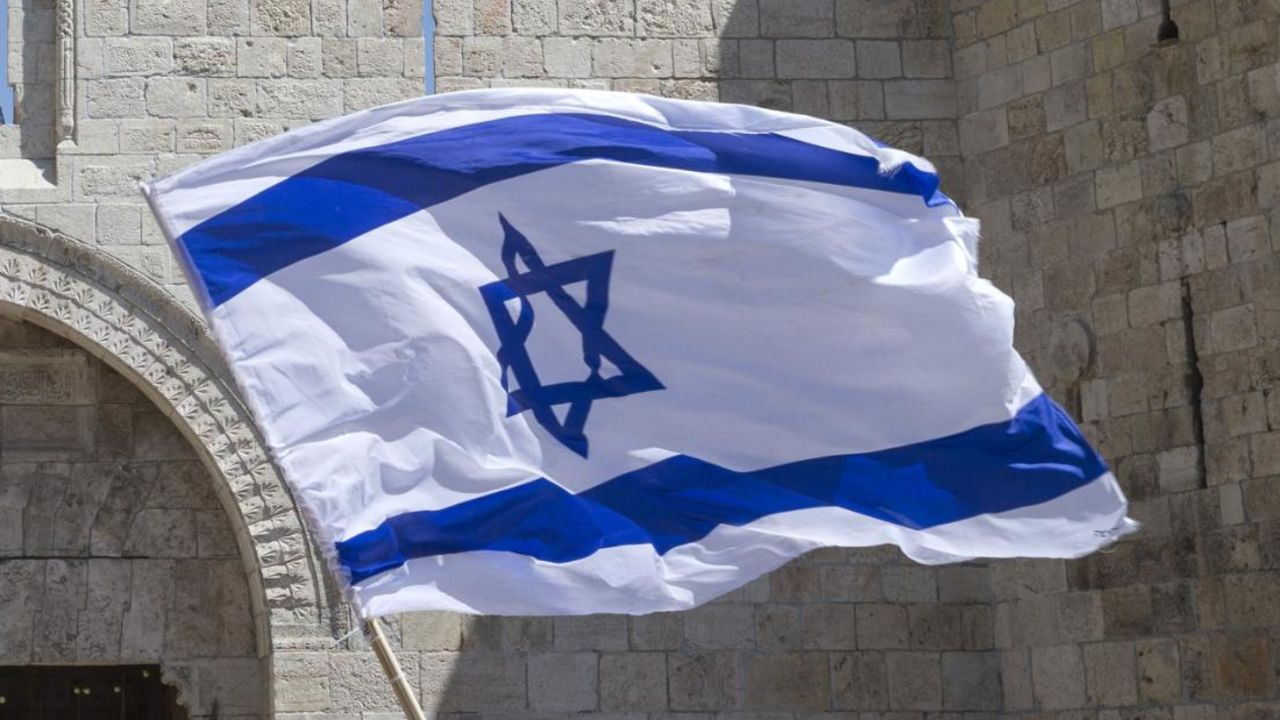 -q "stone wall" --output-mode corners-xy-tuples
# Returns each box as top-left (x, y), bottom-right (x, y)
(3, 0), (1280, 716)
(433, 0), (964, 187)
(0, 314), (262, 719)
(0, 0), (426, 310)
(954, 0), (1280, 715)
